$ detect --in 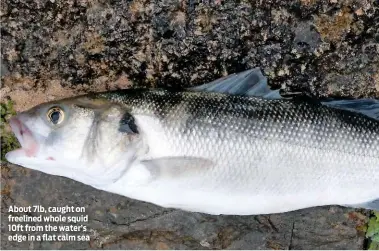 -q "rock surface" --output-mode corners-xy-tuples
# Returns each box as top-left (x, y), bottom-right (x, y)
(1, 0), (378, 249)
